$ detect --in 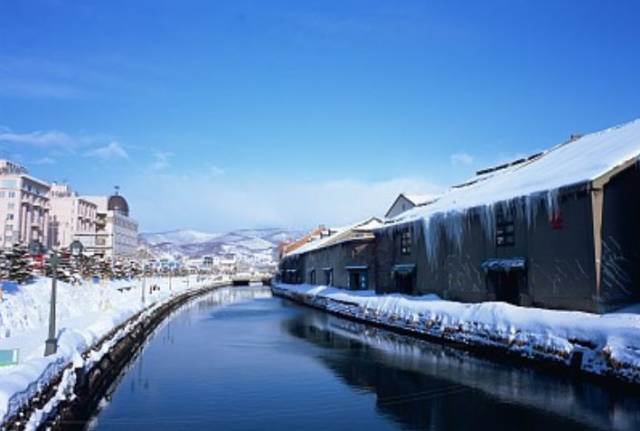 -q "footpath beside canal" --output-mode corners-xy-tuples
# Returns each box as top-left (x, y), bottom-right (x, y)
(0, 277), (227, 431)
(272, 283), (640, 386)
